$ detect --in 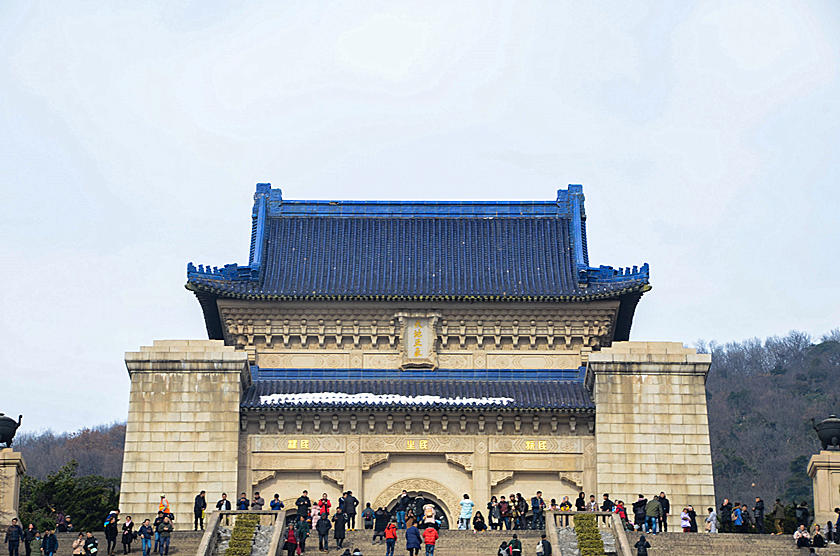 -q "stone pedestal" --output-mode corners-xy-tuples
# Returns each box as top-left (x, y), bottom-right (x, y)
(807, 451), (840, 527)
(0, 448), (26, 527)
(589, 342), (715, 529)
(119, 340), (249, 519)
